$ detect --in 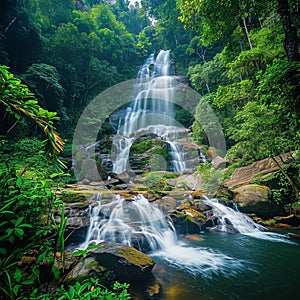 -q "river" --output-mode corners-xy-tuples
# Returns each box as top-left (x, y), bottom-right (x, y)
(132, 229), (300, 300)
